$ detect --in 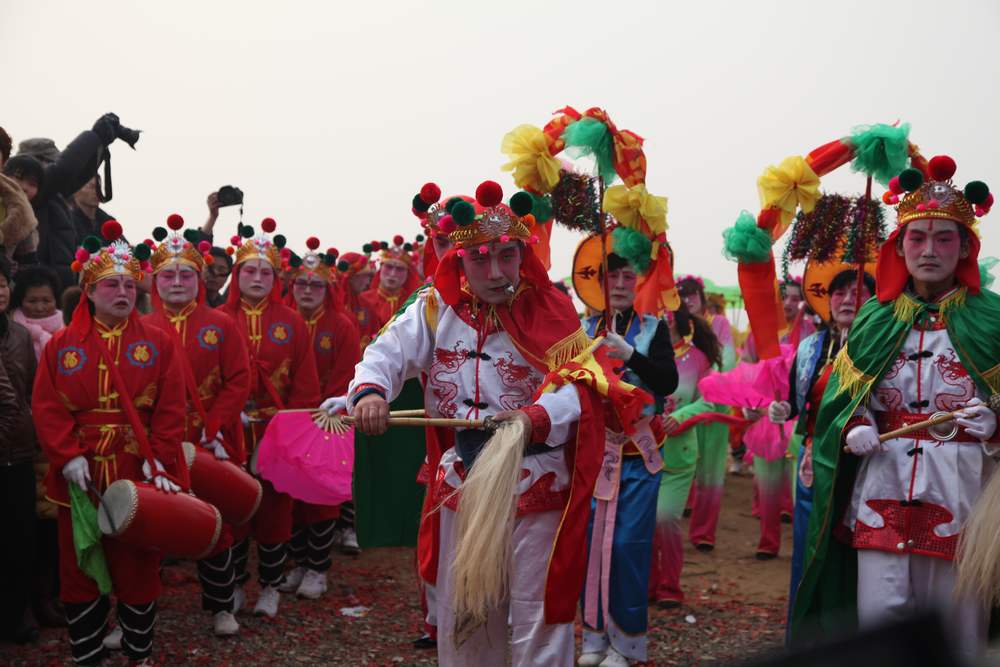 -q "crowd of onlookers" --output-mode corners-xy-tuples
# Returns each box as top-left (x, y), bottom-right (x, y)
(0, 115), (235, 645)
